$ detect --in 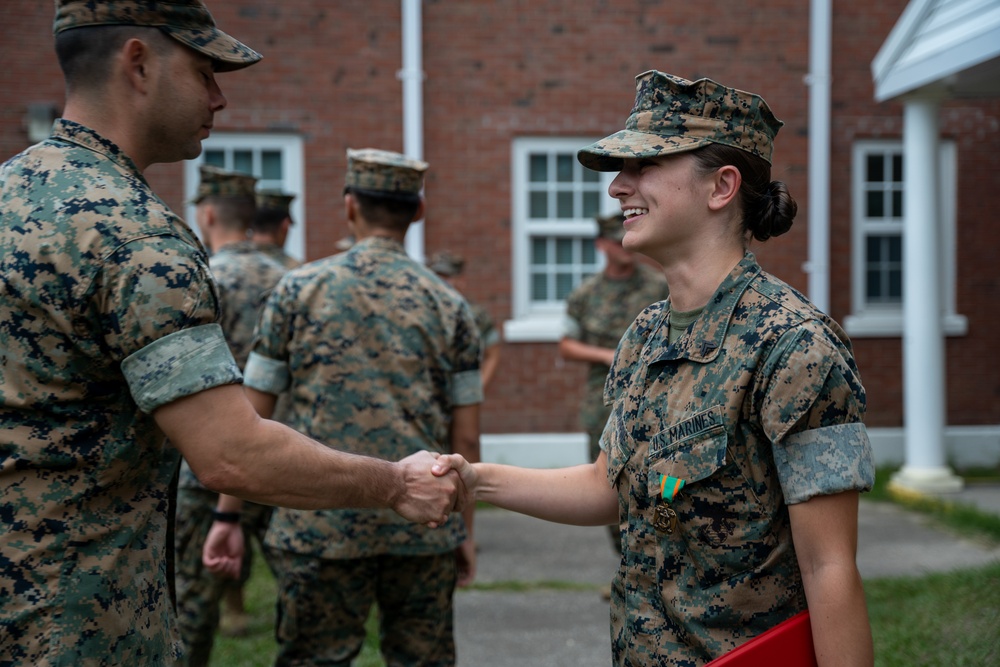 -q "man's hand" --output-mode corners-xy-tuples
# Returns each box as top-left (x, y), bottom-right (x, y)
(202, 521), (245, 580)
(393, 451), (467, 527)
